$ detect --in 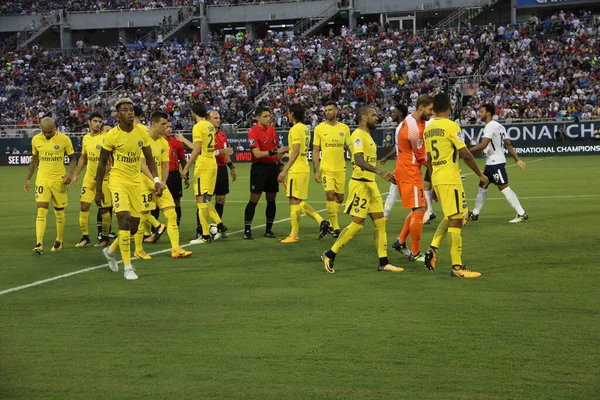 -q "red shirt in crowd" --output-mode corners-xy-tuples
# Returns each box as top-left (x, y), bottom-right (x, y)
(248, 123), (279, 164)
(167, 135), (186, 172)
(214, 129), (229, 167)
